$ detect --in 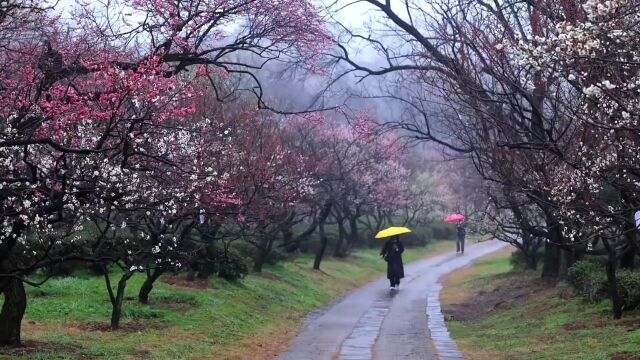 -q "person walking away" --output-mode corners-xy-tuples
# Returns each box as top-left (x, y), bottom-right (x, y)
(380, 235), (404, 289)
(456, 224), (466, 254)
